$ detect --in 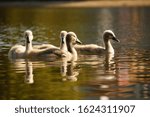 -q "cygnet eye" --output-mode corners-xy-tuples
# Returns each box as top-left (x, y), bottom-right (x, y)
(109, 34), (113, 39)
(108, 33), (116, 39)
(72, 35), (75, 38)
